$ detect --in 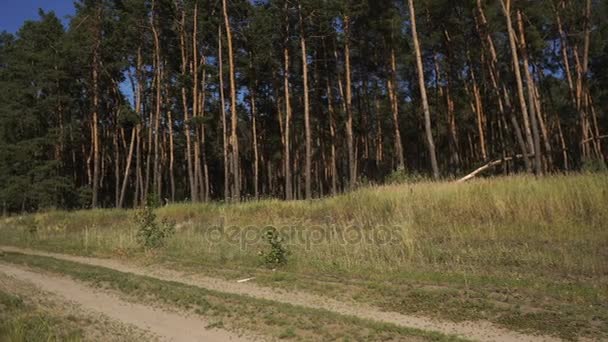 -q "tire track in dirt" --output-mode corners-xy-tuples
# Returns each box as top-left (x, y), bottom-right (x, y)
(0, 262), (250, 342)
(0, 246), (560, 342)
